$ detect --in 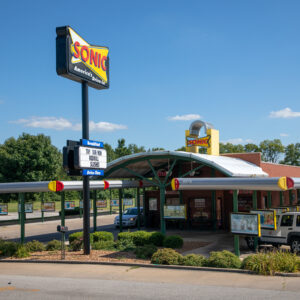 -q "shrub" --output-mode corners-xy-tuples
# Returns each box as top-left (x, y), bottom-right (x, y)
(132, 231), (151, 246)
(14, 245), (30, 258)
(205, 250), (241, 269)
(92, 241), (116, 251)
(92, 231), (114, 243)
(46, 240), (62, 251)
(149, 232), (165, 247)
(68, 238), (83, 251)
(163, 235), (184, 249)
(135, 244), (157, 259)
(115, 239), (136, 252)
(0, 241), (18, 257)
(151, 248), (183, 265)
(68, 232), (83, 244)
(181, 254), (206, 267)
(117, 232), (134, 243)
(242, 251), (300, 275)
(26, 240), (45, 252)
